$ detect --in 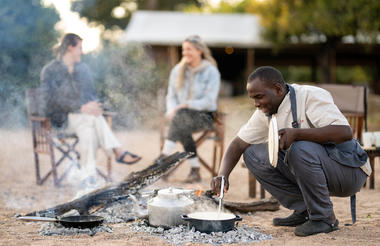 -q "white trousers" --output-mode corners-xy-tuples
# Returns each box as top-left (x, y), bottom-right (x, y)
(67, 113), (120, 176)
